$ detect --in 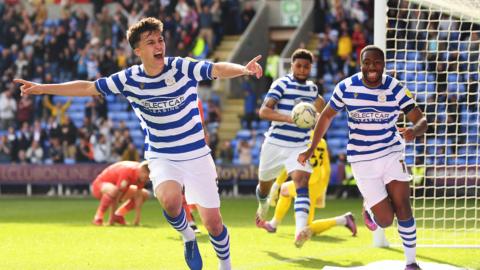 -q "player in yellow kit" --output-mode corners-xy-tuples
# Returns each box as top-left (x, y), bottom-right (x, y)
(257, 138), (357, 247)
